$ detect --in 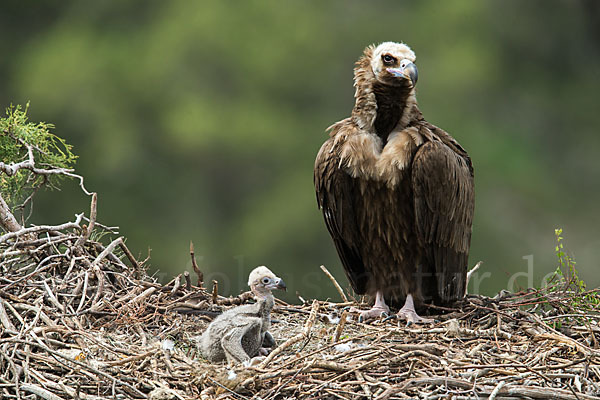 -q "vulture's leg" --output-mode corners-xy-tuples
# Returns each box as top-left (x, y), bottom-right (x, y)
(262, 331), (276, 348)
(396, 294), (434, 324)
(351, 291), (390, 322)
(259, 331), (276, 355)
(221, 319), (261, 364)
